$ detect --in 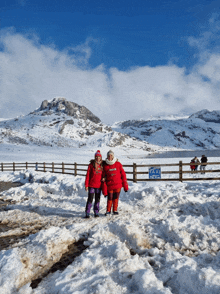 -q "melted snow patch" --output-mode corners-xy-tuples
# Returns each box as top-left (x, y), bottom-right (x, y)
(0, 227), (74, 292)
